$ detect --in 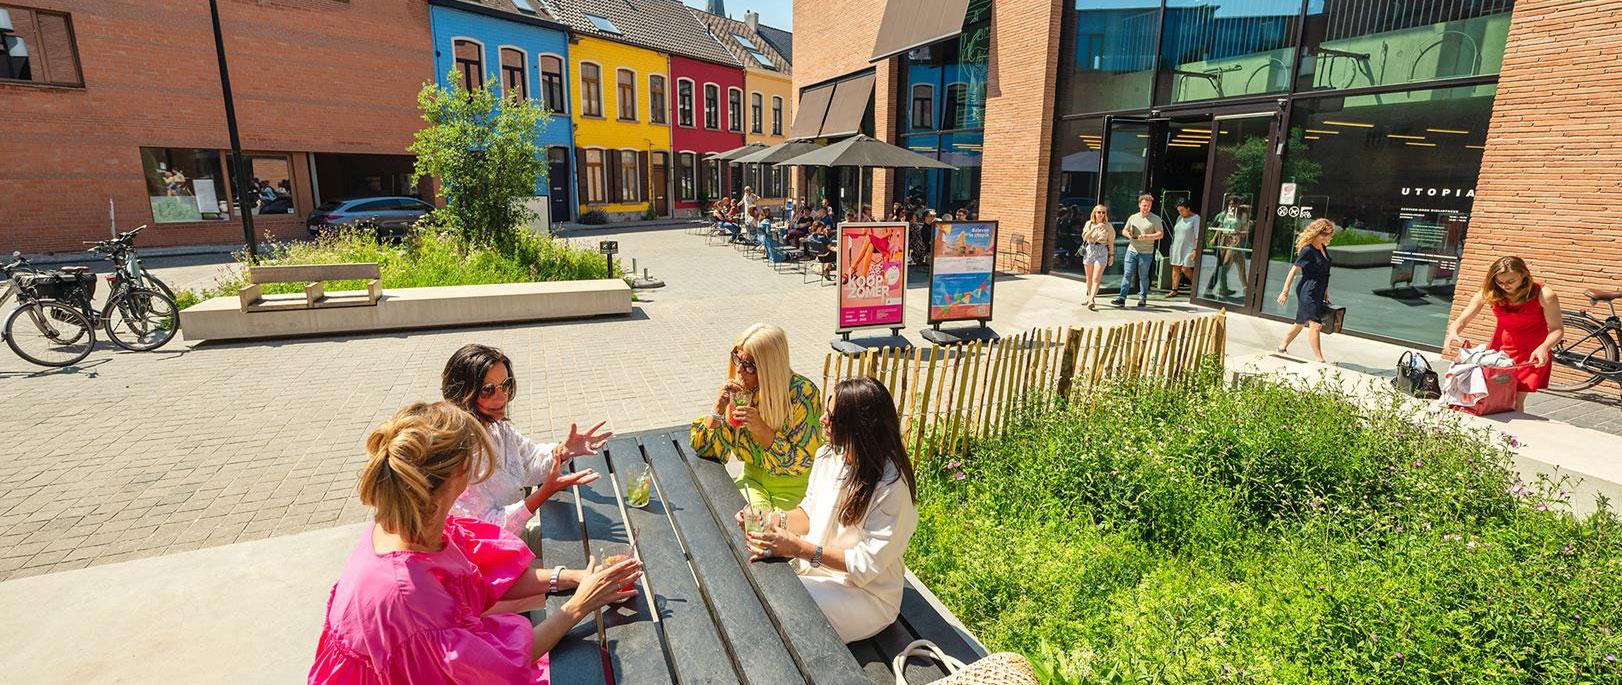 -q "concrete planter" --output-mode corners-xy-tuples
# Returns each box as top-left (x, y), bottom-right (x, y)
(1327, 243), (1396, 268)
